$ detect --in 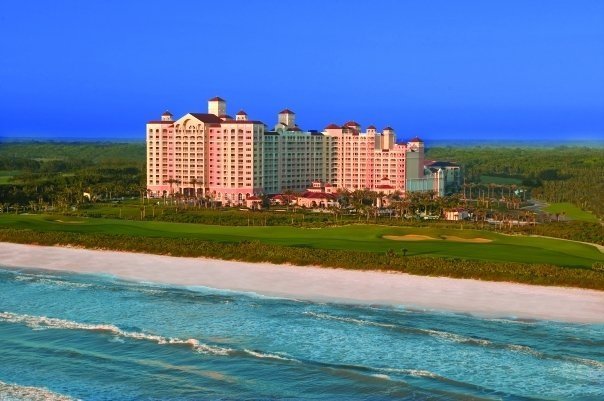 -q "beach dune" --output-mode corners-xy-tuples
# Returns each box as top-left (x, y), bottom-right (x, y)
(1, 242), (602, 323)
